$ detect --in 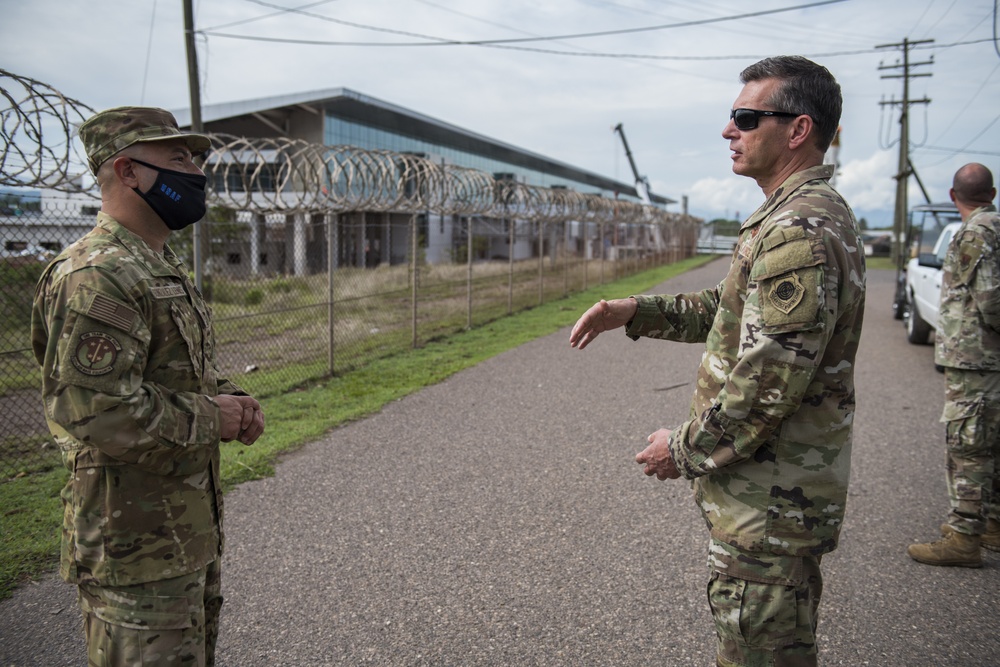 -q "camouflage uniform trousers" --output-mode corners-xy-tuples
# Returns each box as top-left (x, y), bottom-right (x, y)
(78, 558), (222, 667)
(943, 367), (1000, 535)
(707, 543), (823, 667)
